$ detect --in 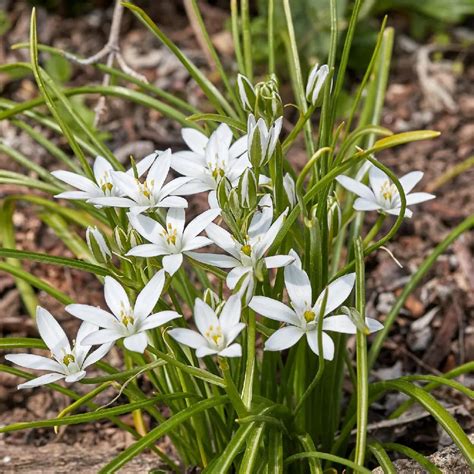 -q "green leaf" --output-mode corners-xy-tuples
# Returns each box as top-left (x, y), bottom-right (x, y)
(0, 337), (46, 350)
(187, 113), (246, 132)
(368, 440), (396, 474)
(383, 442), (442, 474)
(0, 393), (193, 433)
(44, 53), (72, 83)
(371, 130), (440, 152)
(238, 423), (266, 473)
(0, 249), (110, 277)
(100, 396), (229, 473)
(284, 452), (371, 473)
